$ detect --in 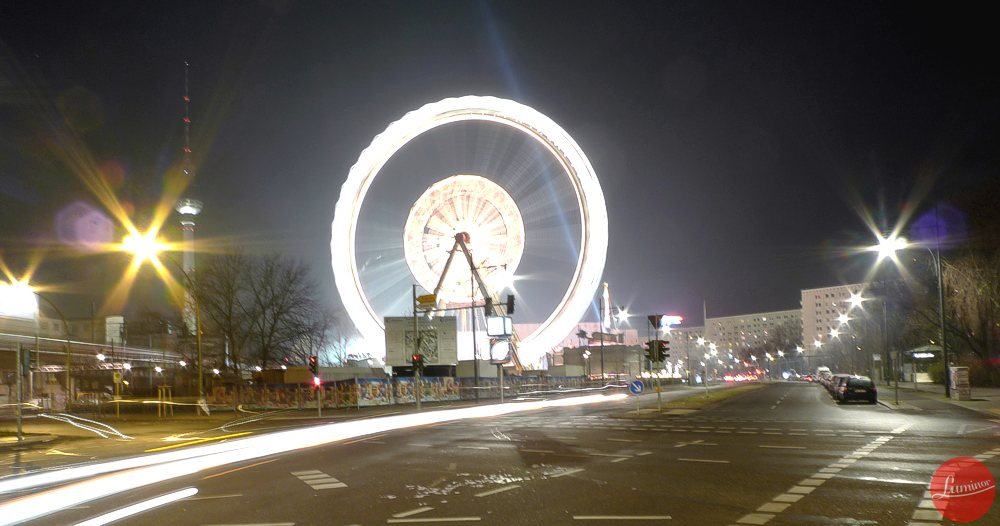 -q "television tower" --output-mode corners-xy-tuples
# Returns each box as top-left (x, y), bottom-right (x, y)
(175, 61), (202, 333)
